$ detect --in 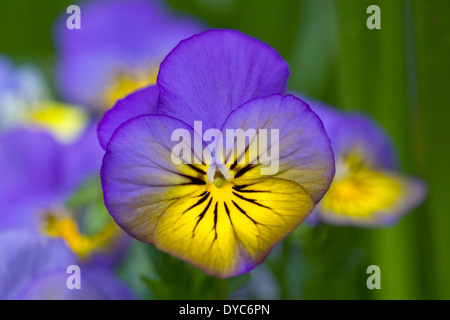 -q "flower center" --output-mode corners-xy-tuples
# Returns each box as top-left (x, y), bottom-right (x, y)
(24, 101), (88, 143)
(207, 158), (232, 188)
